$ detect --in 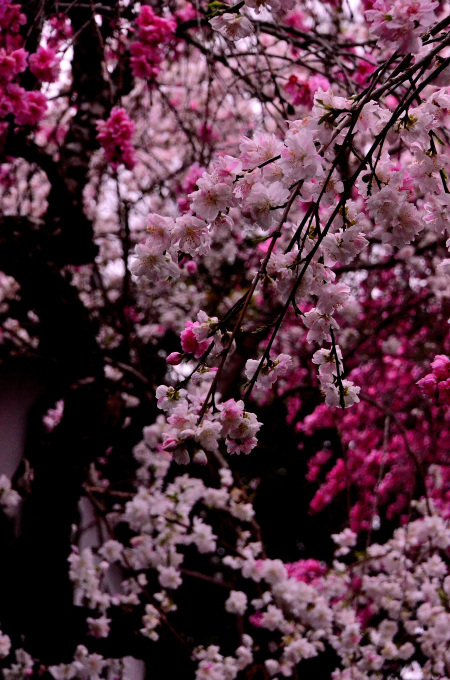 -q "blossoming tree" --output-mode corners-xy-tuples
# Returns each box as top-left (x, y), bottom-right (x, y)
(0, 0), (449, 679)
